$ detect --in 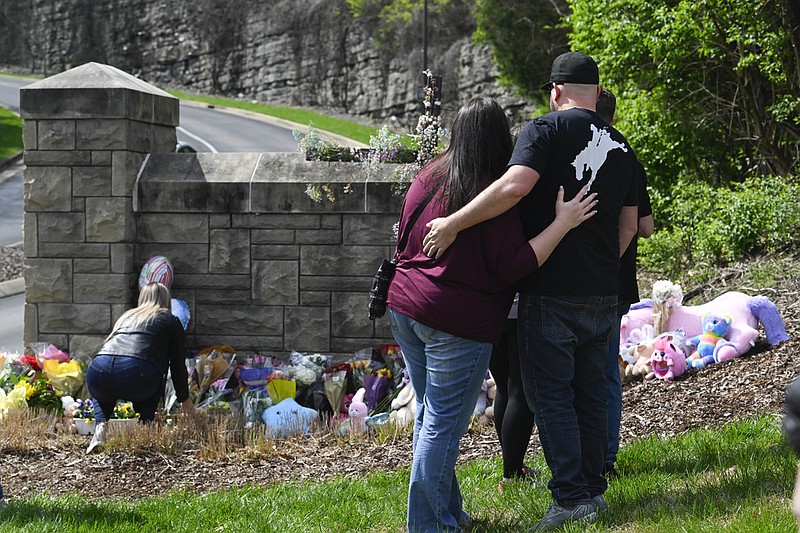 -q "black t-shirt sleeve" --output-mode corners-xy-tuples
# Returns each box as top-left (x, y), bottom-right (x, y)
(508, 119), (555, 175)
(623, 158), (638, 207)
